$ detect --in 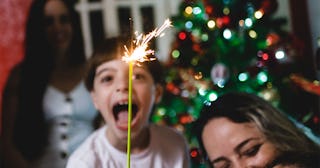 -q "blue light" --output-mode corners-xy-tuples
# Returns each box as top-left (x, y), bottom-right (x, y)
(185, 21), (193, 29)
